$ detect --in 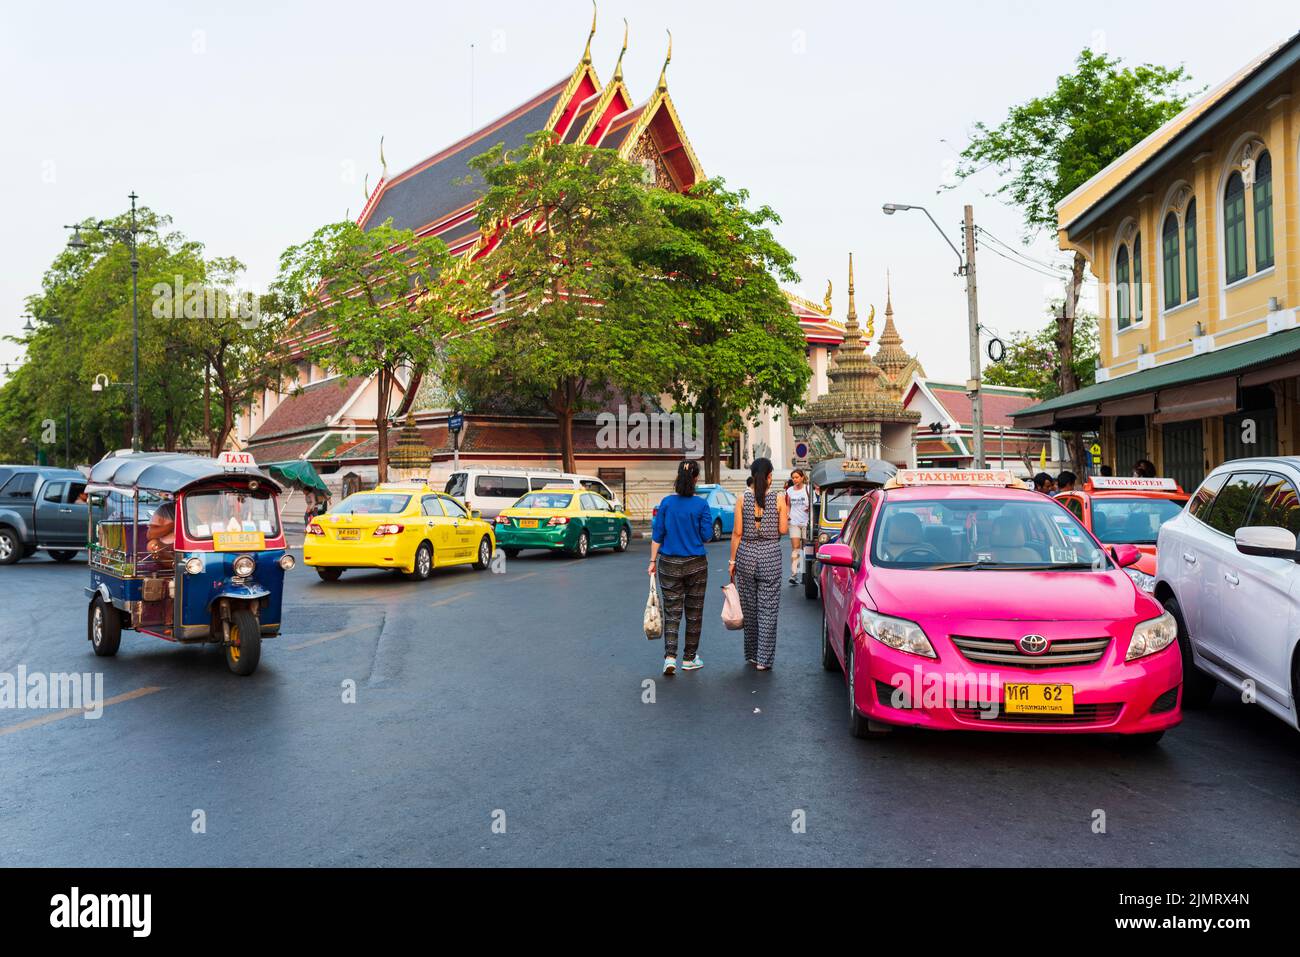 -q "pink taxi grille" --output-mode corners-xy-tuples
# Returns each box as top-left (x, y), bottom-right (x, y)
(950, 634), (1111, 670)
(951, 703), (1124, 726)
